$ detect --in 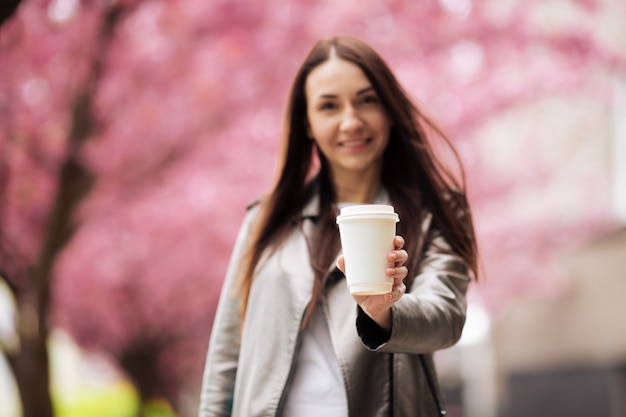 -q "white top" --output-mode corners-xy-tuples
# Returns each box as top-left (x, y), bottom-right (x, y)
(279, 304), (348, 417)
